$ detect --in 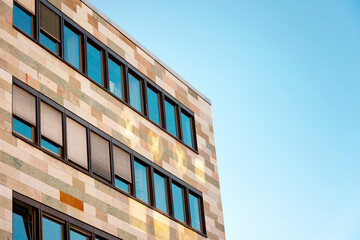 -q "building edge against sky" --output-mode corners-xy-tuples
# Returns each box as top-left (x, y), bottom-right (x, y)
(0, 0), (225, 239)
